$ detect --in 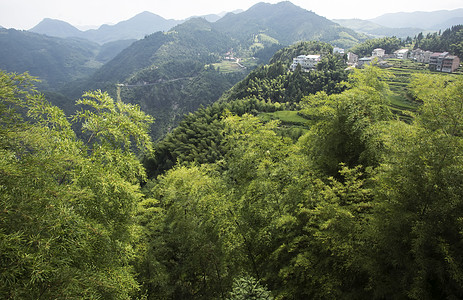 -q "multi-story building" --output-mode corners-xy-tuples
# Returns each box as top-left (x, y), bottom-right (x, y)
(429, 52), (460, 73)
(346, 52), (359, 66)
(441, 55), (461, 73)
(290, 55), (321, 71)
(394, 49), (409, 59)
(372, 48), (385, 57)
(411, 49), (433, 63)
